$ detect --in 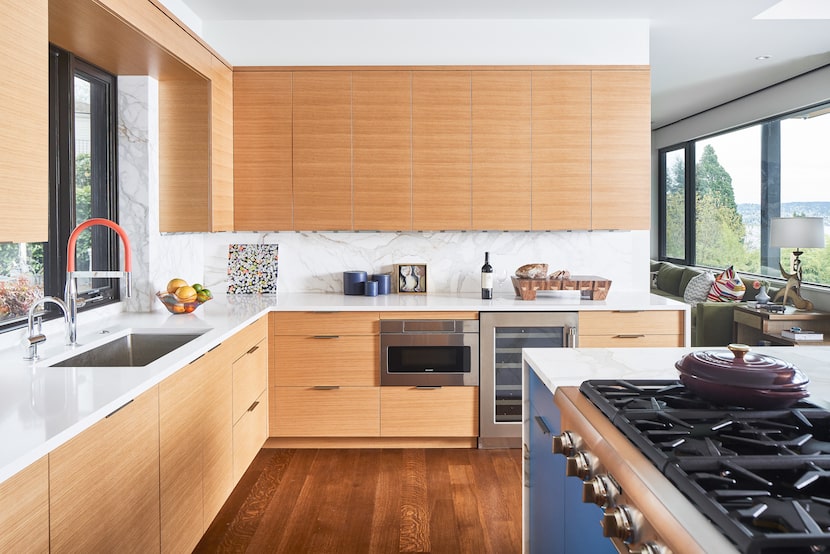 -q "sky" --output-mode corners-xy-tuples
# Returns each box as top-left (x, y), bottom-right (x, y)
(697, 110), (830, 204)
